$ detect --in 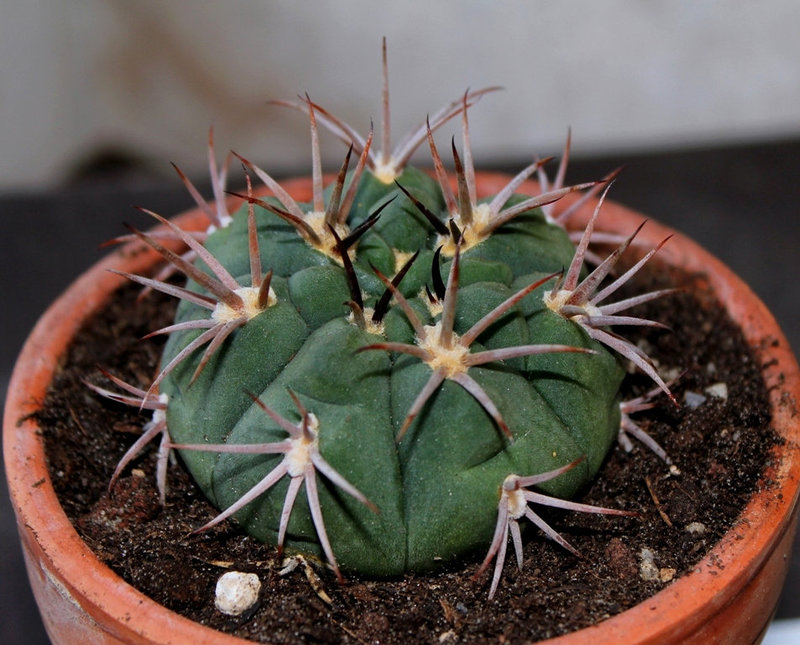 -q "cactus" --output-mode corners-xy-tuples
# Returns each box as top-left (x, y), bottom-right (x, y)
(95, 42), (674, 596)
